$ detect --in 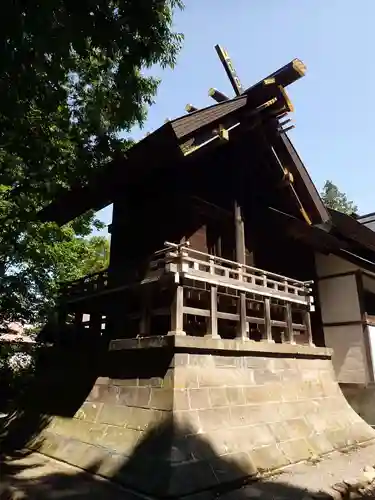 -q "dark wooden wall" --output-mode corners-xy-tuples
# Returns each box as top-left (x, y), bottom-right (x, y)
(106, 131), (324, 345)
